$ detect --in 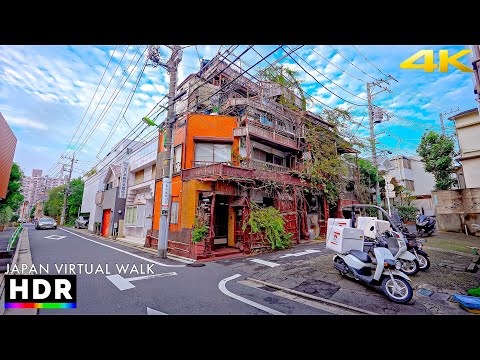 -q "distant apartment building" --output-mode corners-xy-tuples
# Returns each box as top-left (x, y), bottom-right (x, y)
(80, 138), (144, 234)
(0, 113), (17, 199)
(387, 155), (436, 215)
(20, 169), (66, 216)
(449, 108), (480, 189)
